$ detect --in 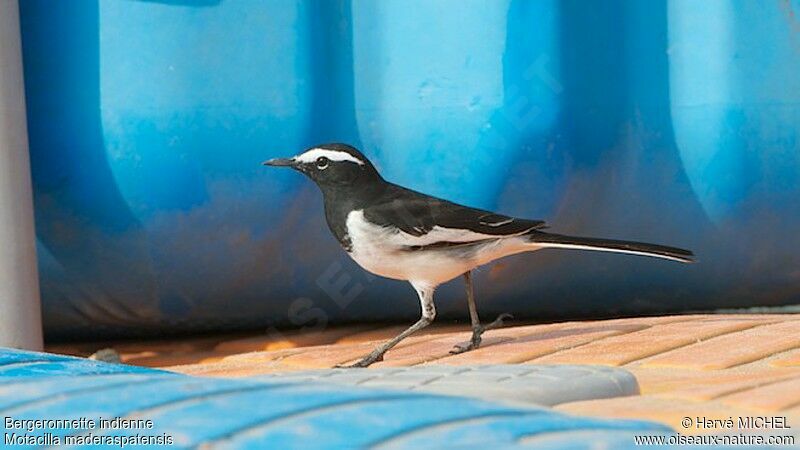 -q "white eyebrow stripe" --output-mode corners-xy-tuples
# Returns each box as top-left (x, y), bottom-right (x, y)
(294, 148), (365, 166)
